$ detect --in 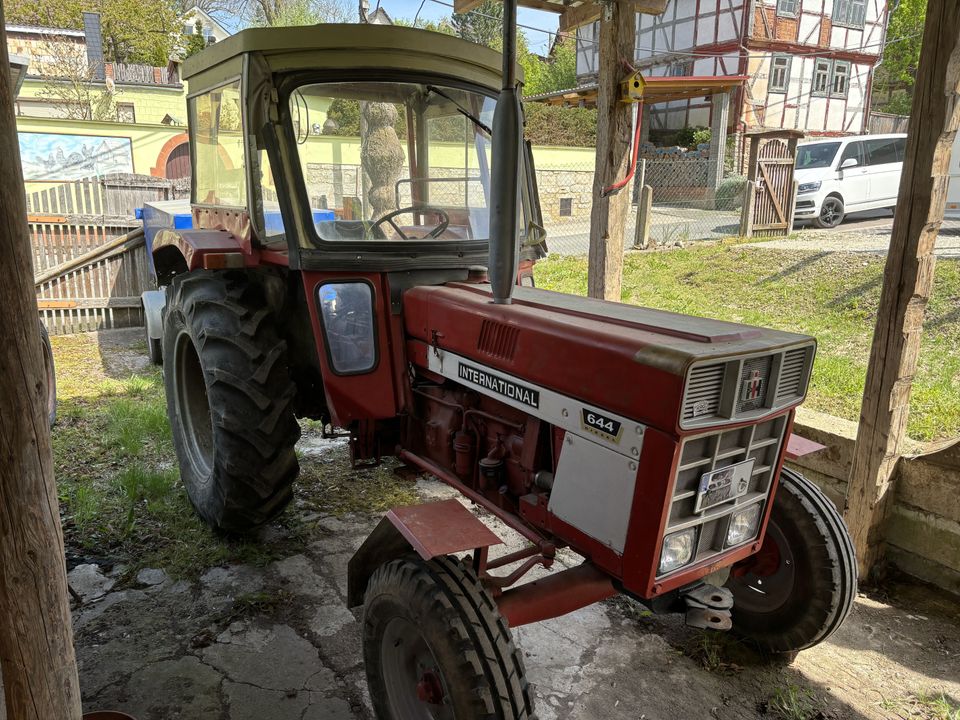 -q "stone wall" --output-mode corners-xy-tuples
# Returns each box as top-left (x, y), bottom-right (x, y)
(790, 408), (960, 596)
